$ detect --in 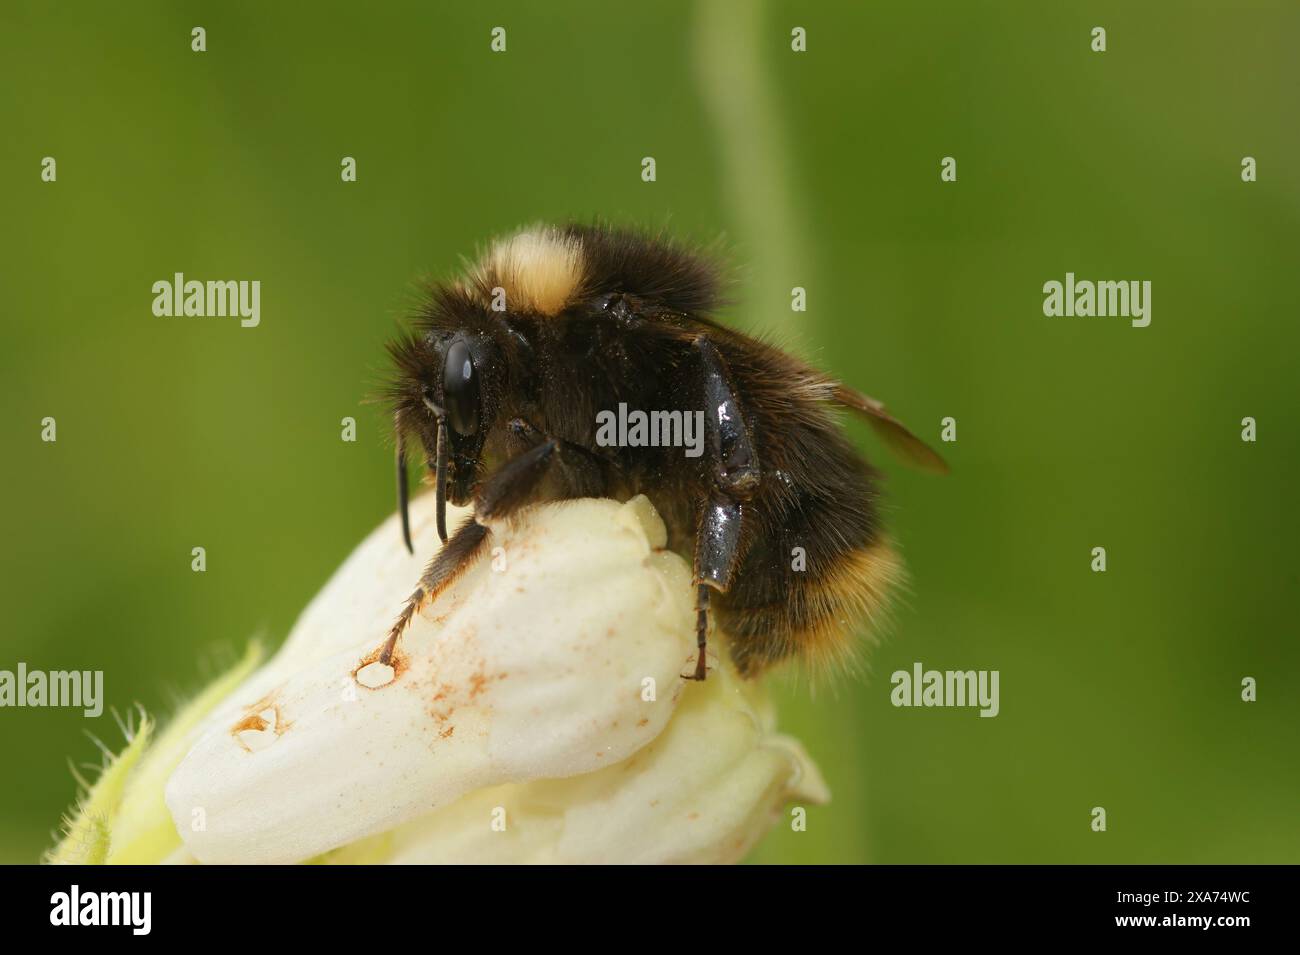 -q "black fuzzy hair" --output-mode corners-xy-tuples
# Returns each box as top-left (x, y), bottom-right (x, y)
(562, 222), (727, 317)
